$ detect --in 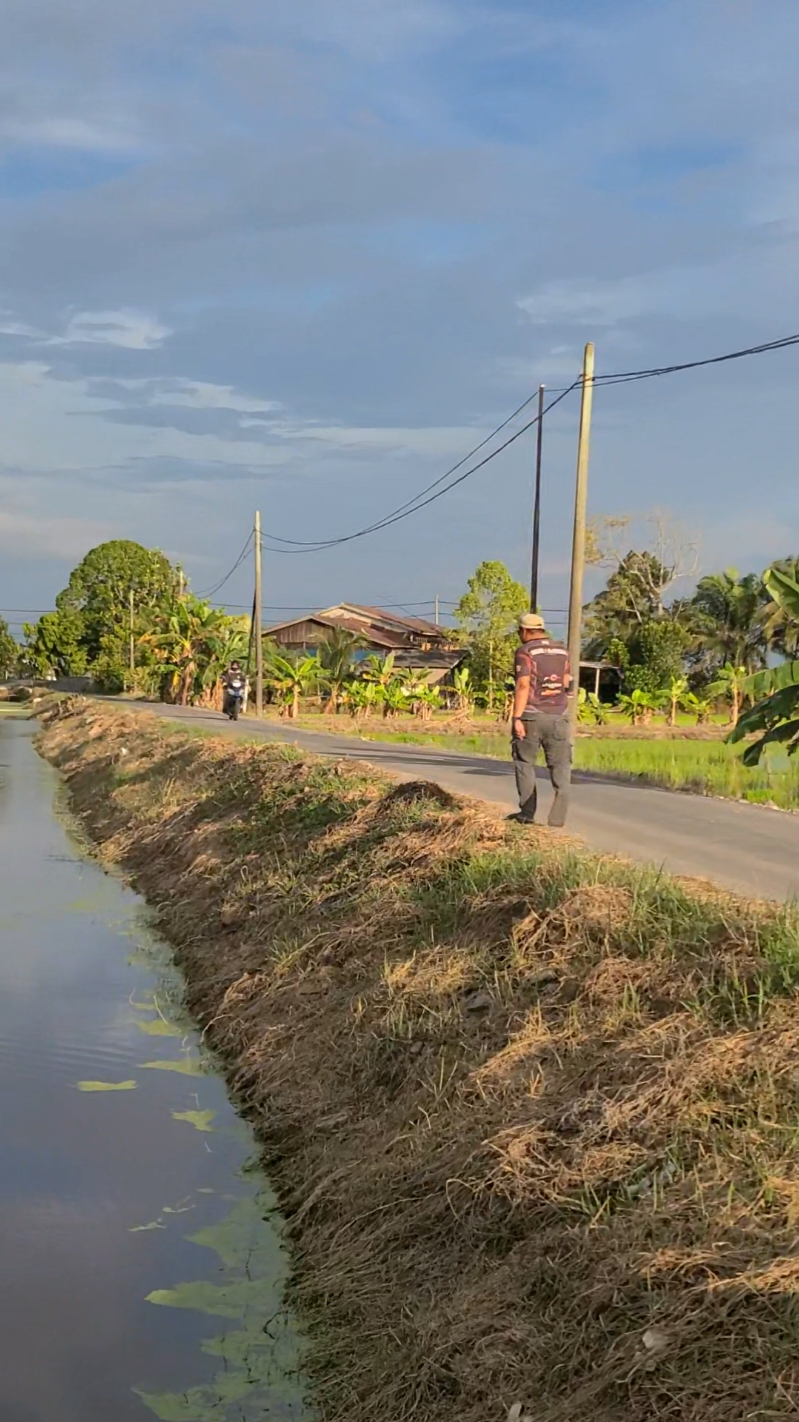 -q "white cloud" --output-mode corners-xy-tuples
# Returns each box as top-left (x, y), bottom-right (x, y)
(1, 117), (139, 152)
(57, 310), (172, 350)
(147, 380), (281, 414)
